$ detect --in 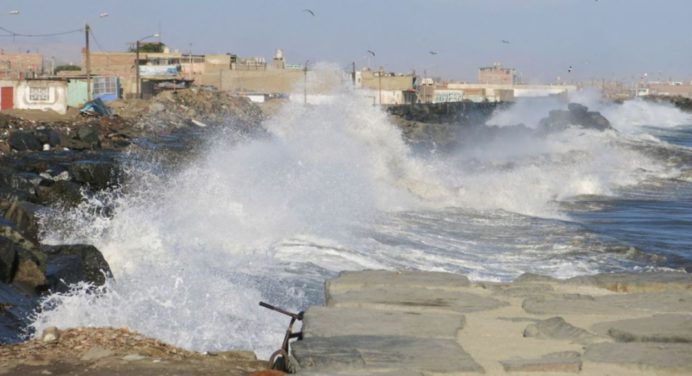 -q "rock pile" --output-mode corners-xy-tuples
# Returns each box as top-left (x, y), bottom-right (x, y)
(133, 88), (264, 132)
(538, 103), (613, 133)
